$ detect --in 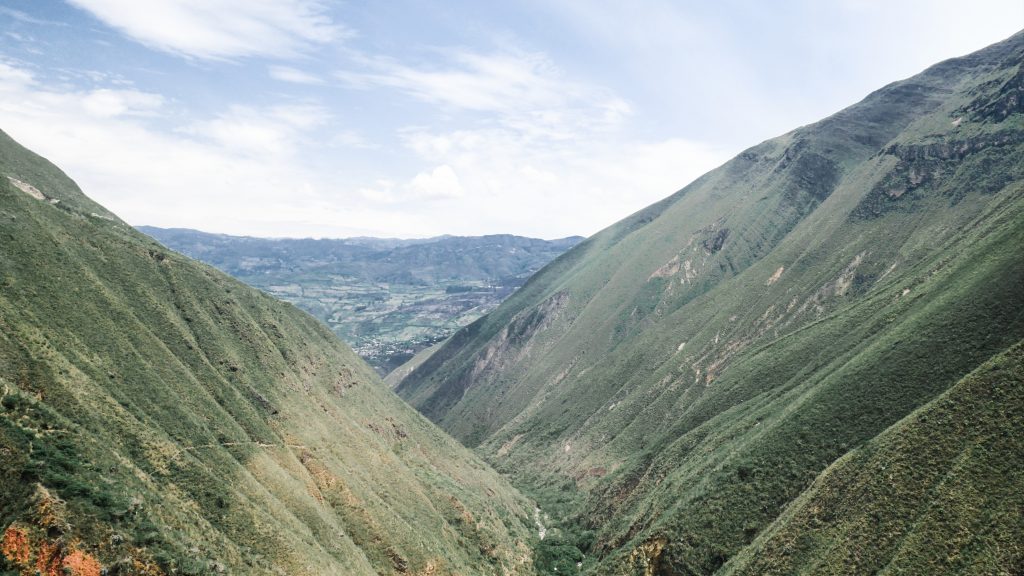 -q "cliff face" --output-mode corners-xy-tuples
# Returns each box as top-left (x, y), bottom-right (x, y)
(0, 129), (535, 575)
(396, 32), (1024, 574)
